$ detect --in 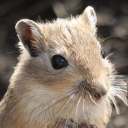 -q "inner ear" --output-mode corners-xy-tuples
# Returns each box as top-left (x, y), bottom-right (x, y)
(87, 6), (97, 26)
(81, 6), (97, 28)
(15, 19), (43, 57)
